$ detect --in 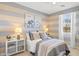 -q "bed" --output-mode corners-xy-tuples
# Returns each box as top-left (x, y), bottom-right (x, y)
(26, 32), (70, 56)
